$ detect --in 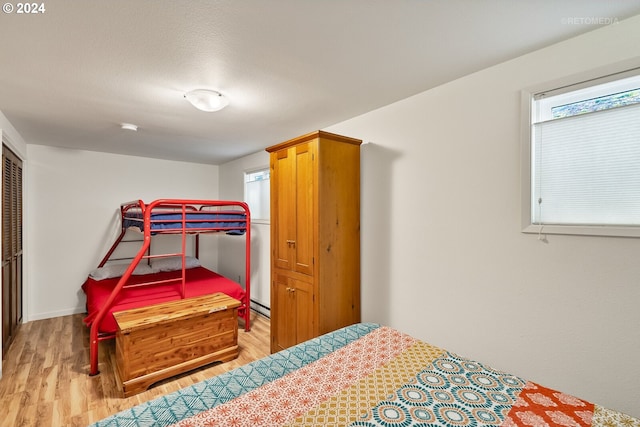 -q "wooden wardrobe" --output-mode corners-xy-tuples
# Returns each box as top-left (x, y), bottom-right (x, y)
(266, 130), (361, 353)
